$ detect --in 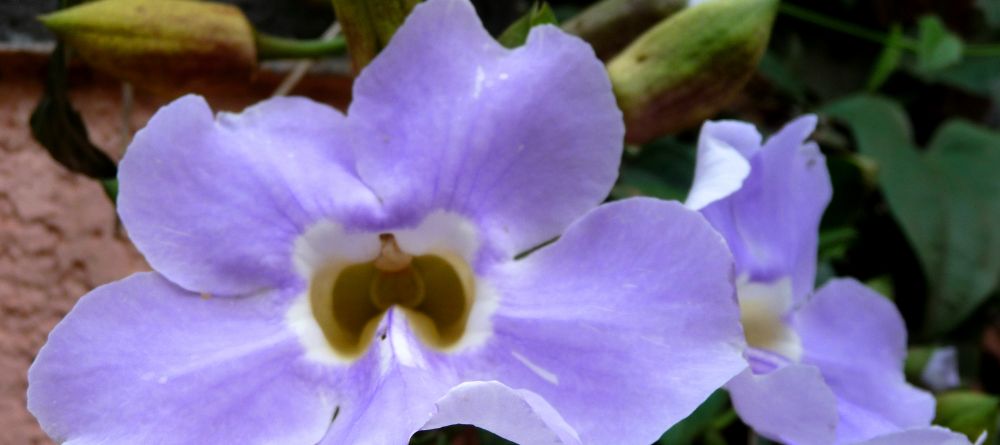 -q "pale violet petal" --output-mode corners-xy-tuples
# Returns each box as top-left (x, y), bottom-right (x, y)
(319, 310), (457, 445)
(699, 115), (829, 302)
(852, 427), (980, 445)
(119, 95), (381, 295)
(27, 273), (337, 445)
(921, 346), (961, 392)
(349, 0), (624, 258)
(795, 279), (935, 444)
(685, 120), (760, 210)
(727, 364), (839, 445)
(685, 135), (752, 210)
(454, 198), (745, 444)
(424, 381), (582, 445)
